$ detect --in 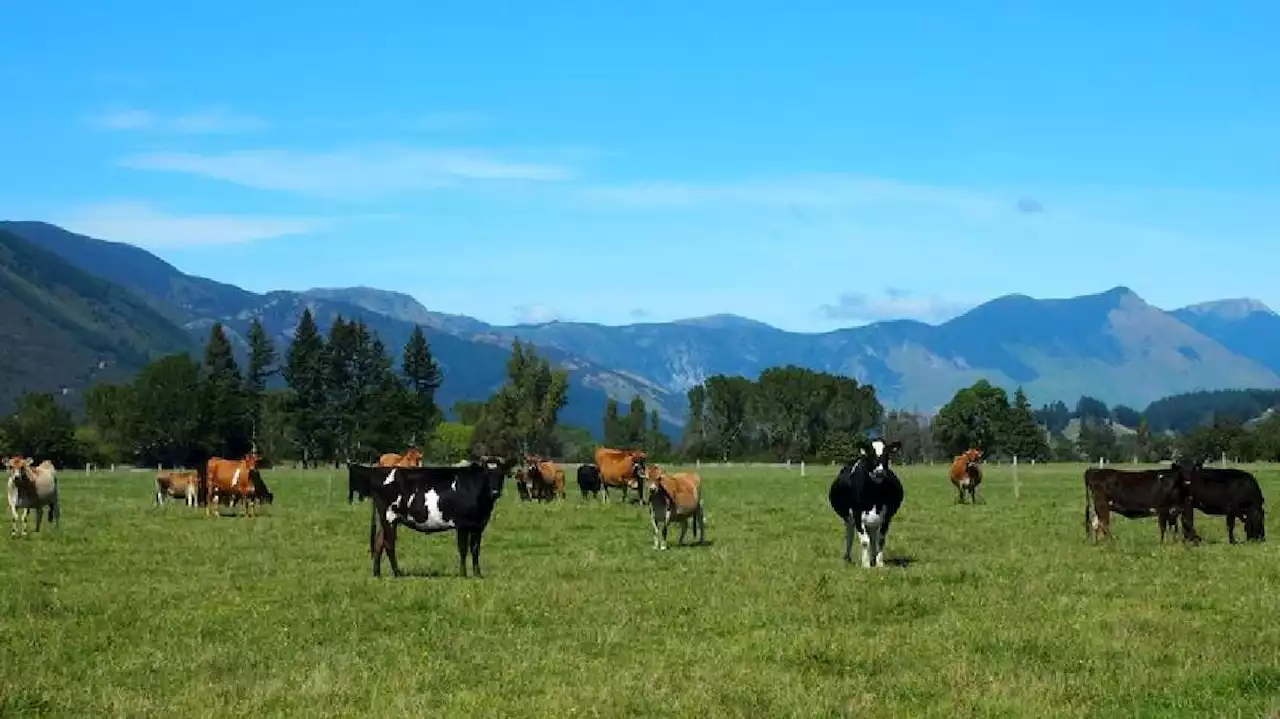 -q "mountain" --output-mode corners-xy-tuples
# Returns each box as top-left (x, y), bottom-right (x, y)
(1, 222), (681, 435)
(0, 229), (195, 412)
(7, 220), (1280, 430)
(1171, 299), (1280, 377)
